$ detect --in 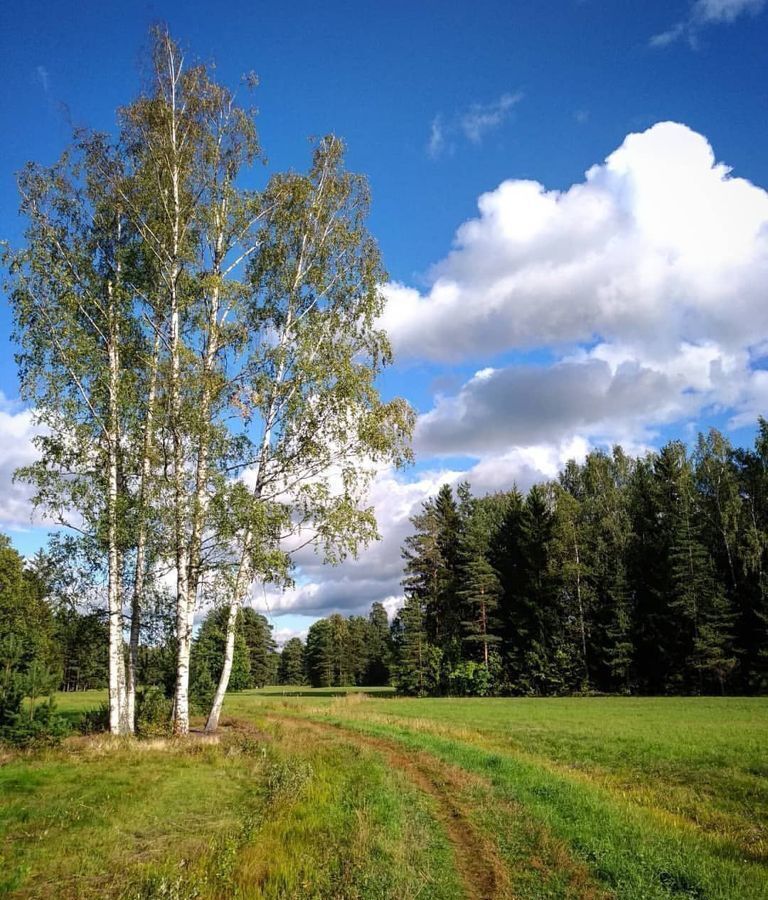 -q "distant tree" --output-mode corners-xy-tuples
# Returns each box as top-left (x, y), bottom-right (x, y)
(366, 601), (392, 684)
(327, 614), (354, 685)
(239, 608), (278, 688)
(55, 609), (109, 692)
(402, 483), (466, 669)
(278, 638), (306, 685)
(550, 480), (591, 690)
(190, 610), (250, 714)
(306, 619), (334, 687)
(578, 449), (634, 692)
(458, 498), (502, 668)
(732, 419), (768, 690)
(392, 594), (441, 696)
